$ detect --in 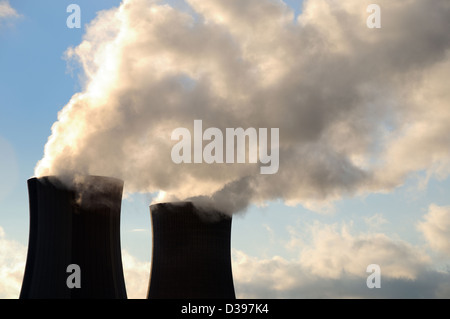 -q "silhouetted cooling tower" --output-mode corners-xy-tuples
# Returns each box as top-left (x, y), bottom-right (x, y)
(20, 176), (127, 299)
(147, 202), (235, 299)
